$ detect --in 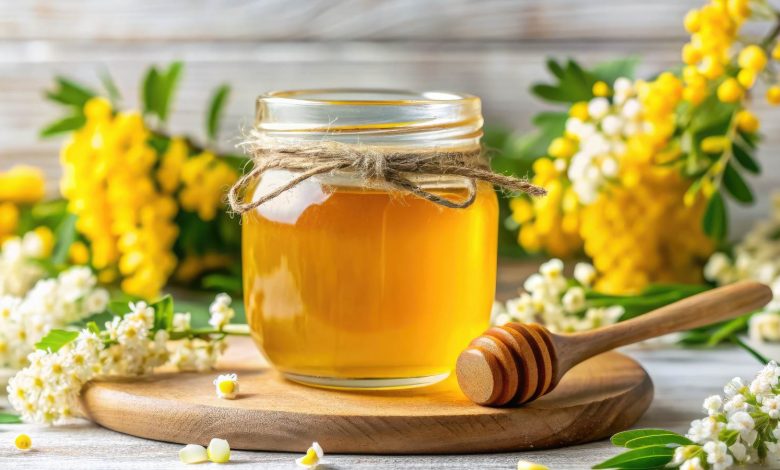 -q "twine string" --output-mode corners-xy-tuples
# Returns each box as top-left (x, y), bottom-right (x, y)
(228, 137), (546, 214)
